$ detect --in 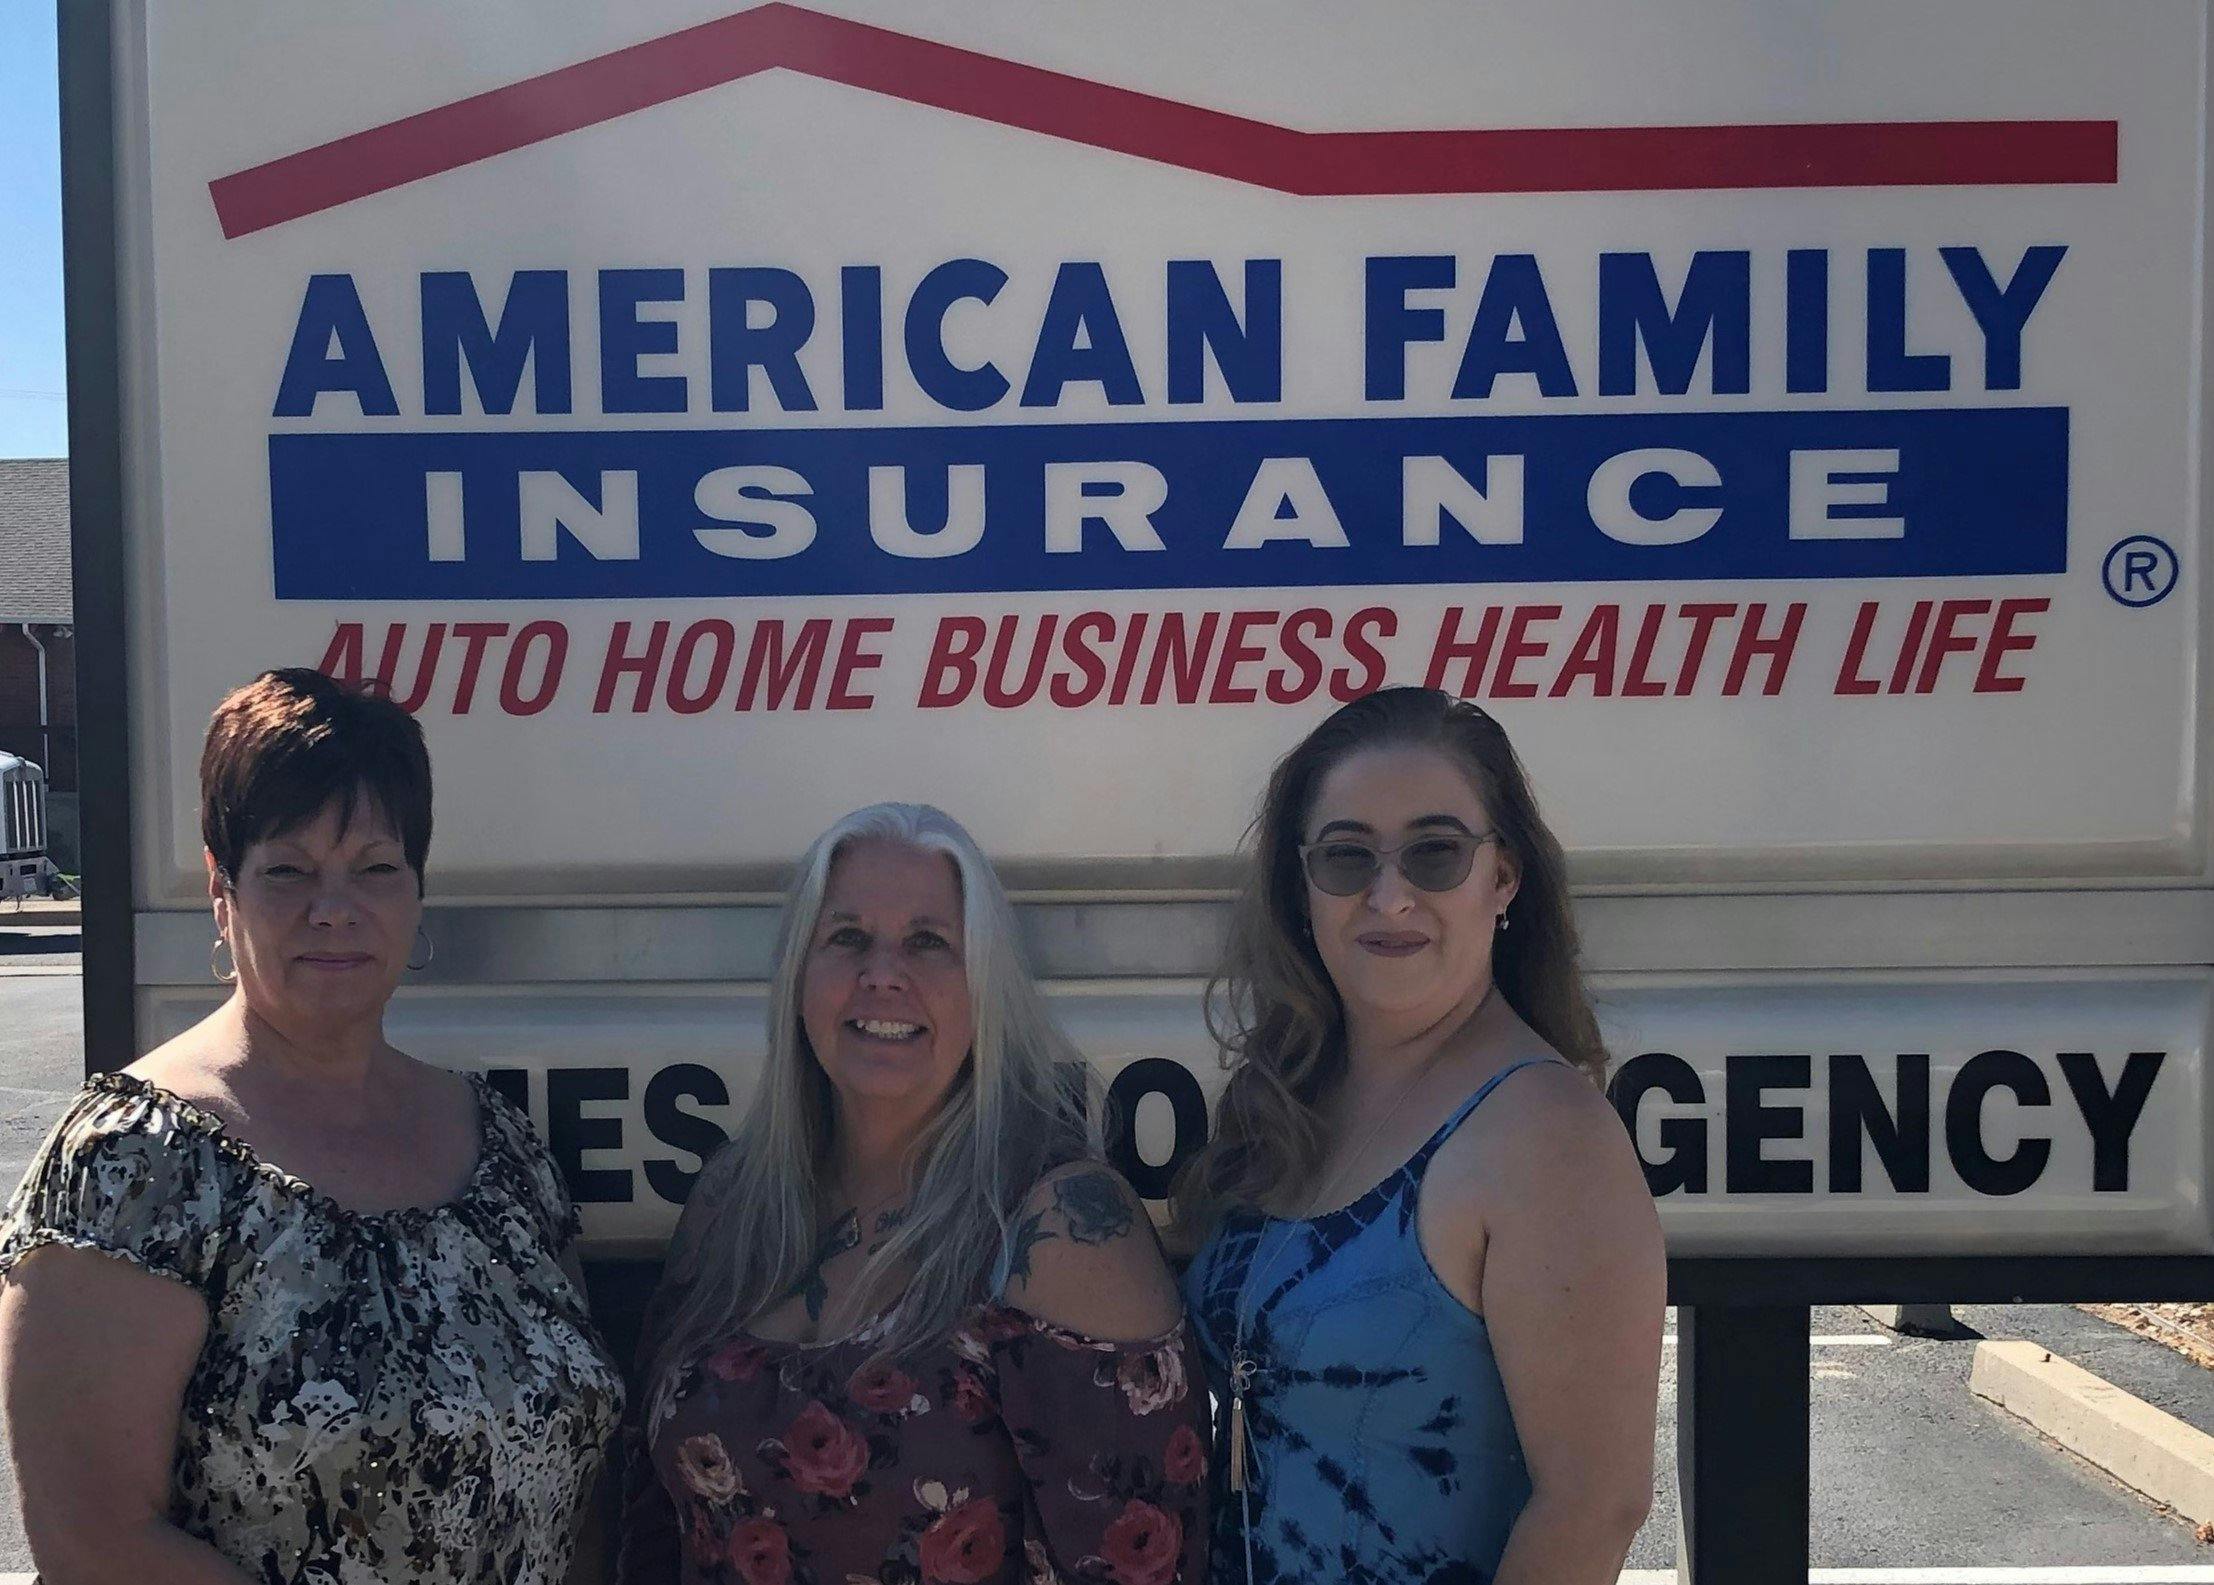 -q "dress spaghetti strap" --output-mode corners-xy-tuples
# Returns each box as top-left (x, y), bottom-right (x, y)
(1405, 1055), (1569, 1176)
